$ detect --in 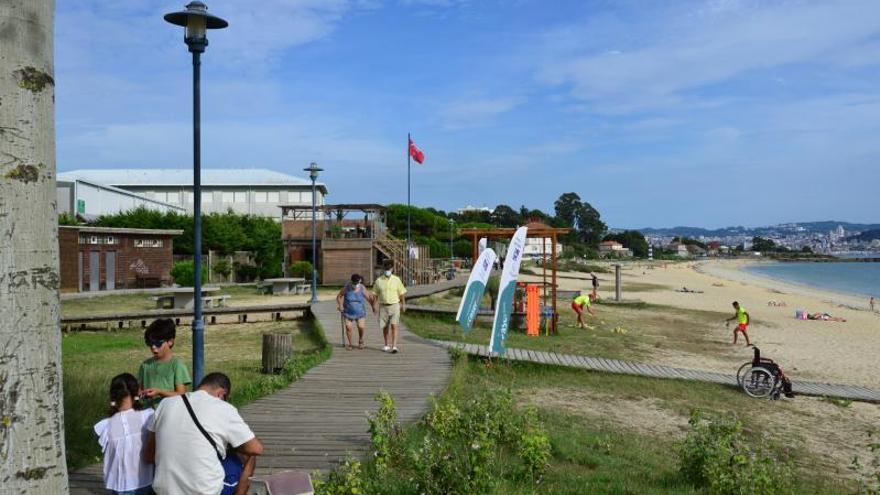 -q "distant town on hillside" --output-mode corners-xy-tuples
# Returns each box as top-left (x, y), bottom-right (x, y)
(628, 221), (880, 254)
